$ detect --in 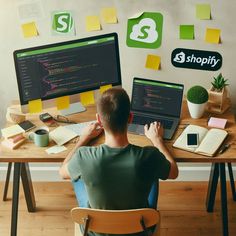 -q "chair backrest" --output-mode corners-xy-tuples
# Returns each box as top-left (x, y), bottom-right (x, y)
(71, 207), (160, 236)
